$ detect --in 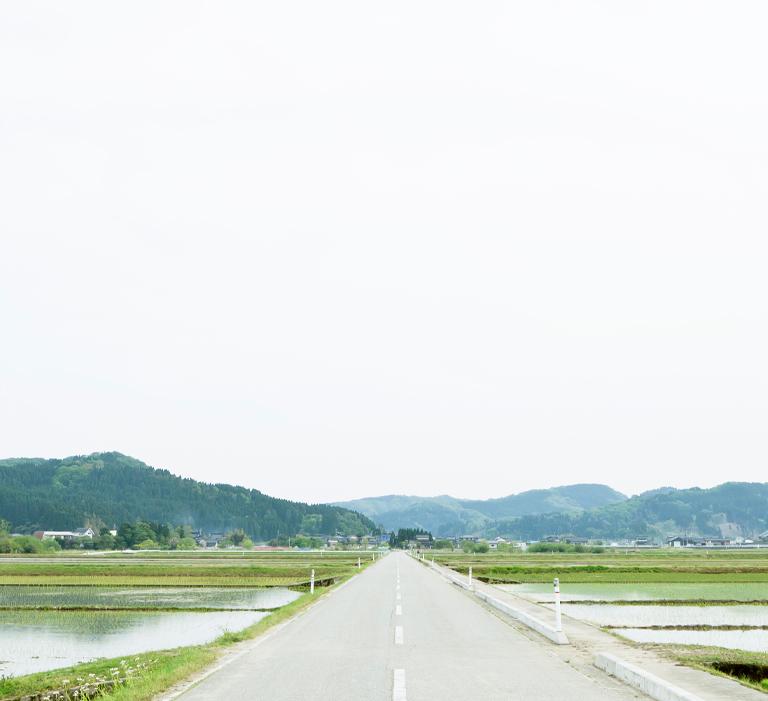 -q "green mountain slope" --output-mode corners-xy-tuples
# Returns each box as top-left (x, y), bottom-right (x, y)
(334, 484), (627, 536)
(491, 482), (768, 540)
(0, 452), (374, 539)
